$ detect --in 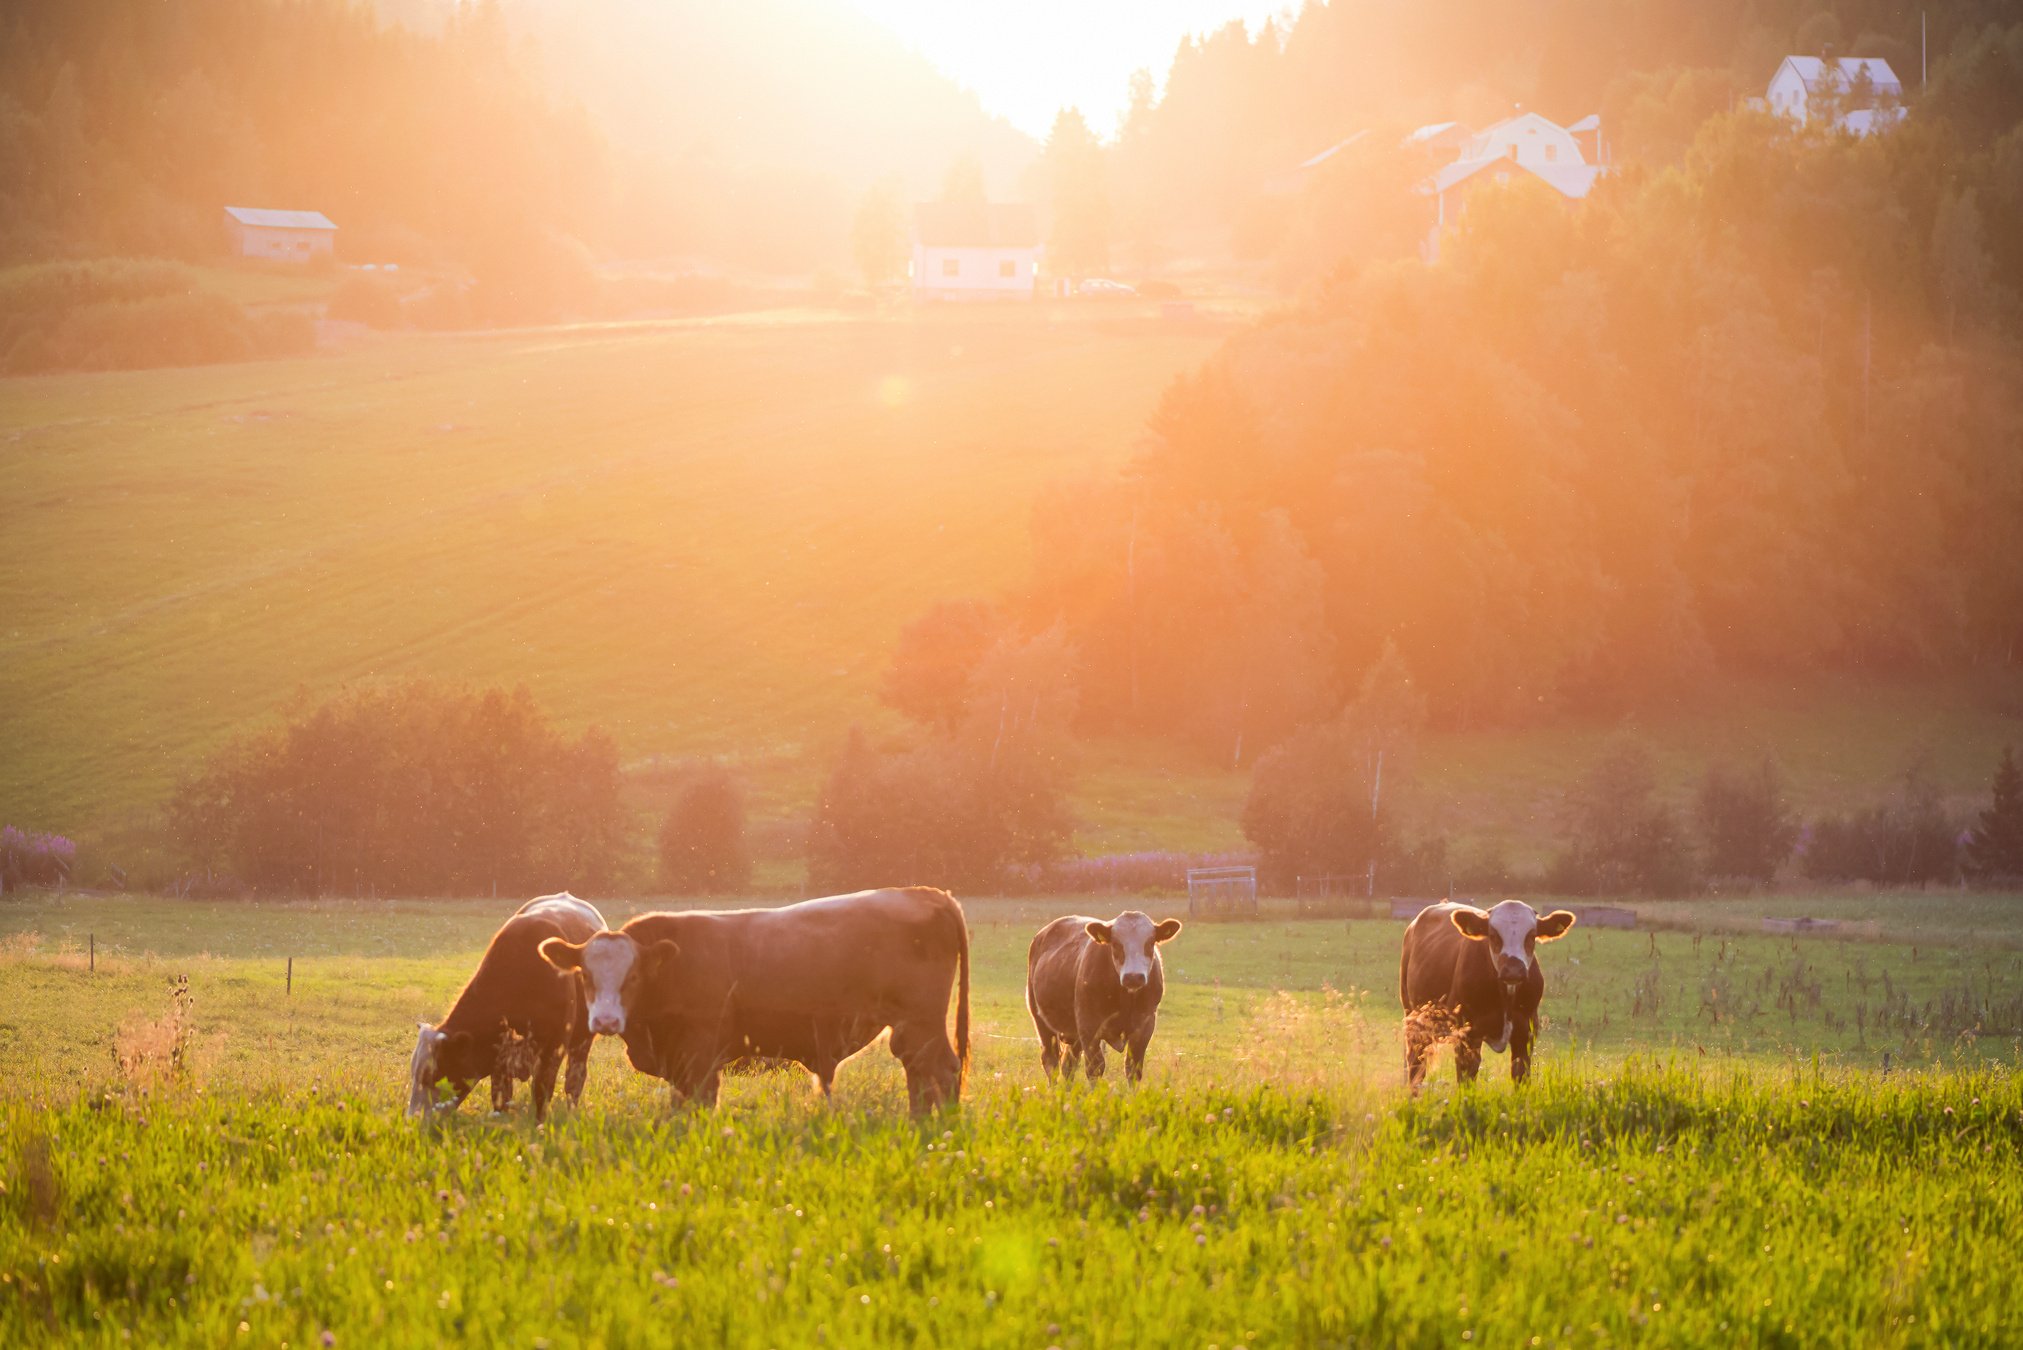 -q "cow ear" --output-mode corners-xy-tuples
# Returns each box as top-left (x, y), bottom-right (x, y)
(1450, 907), (1492, 940)
(1084, 921), (1112, 945)
(1536, 910), (1578, 941)
(1153, 918), (1183, 943)
(539, 936), (586, 972)
(642, 939), (680, 980)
